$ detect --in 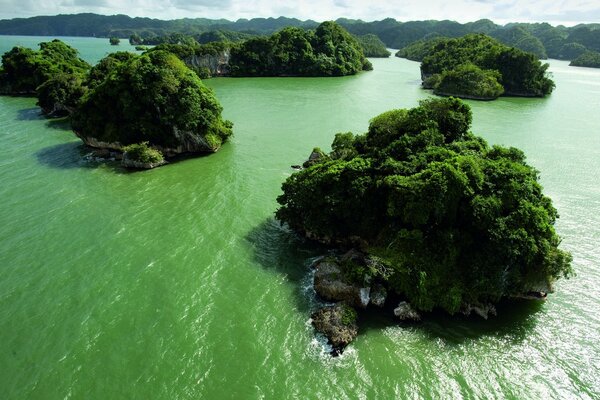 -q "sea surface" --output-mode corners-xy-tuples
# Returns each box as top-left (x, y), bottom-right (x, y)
(1, 36), (599, 399)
